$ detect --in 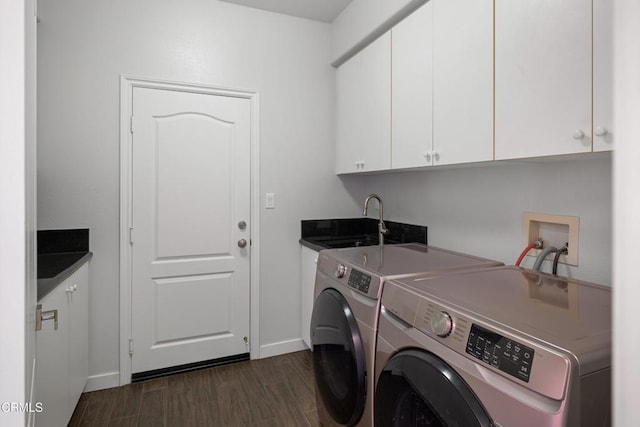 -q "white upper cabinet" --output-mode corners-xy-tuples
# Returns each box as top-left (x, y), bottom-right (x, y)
(336, 32), (391, 174)
(337, 0), (611, 174)
(495, 0), (592, 160)
(392, 3), (433, 169)
(336, 52), (361, 174)
(593, 0), (613, 152)
(433, 0), (493, 166)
